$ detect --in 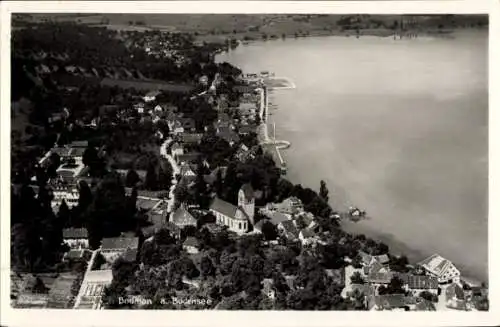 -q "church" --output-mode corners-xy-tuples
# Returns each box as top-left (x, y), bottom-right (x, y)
(209, 183), (255, 235)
